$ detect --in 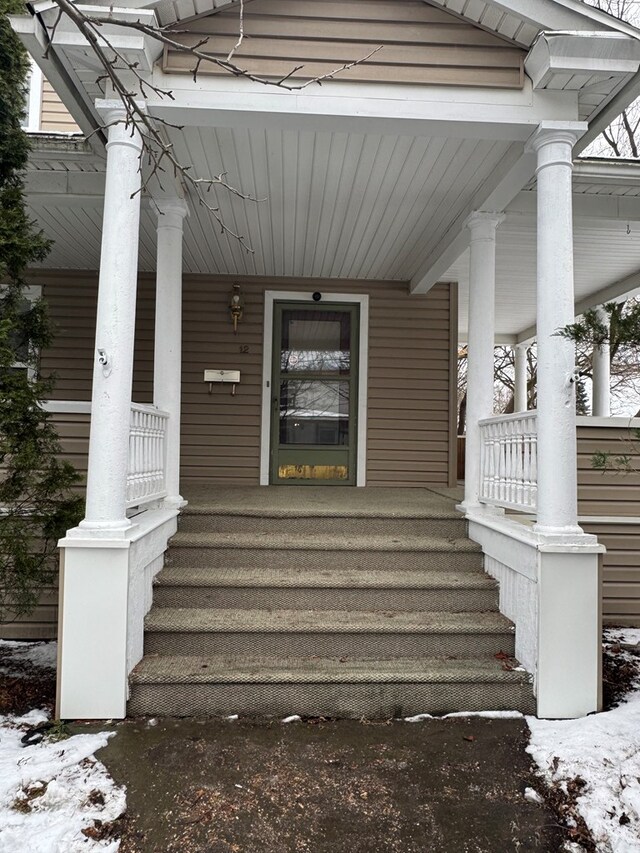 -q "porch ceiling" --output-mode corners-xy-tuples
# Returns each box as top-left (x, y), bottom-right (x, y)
(27, 127), (512, 281)
(26, 140), (640, 344)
